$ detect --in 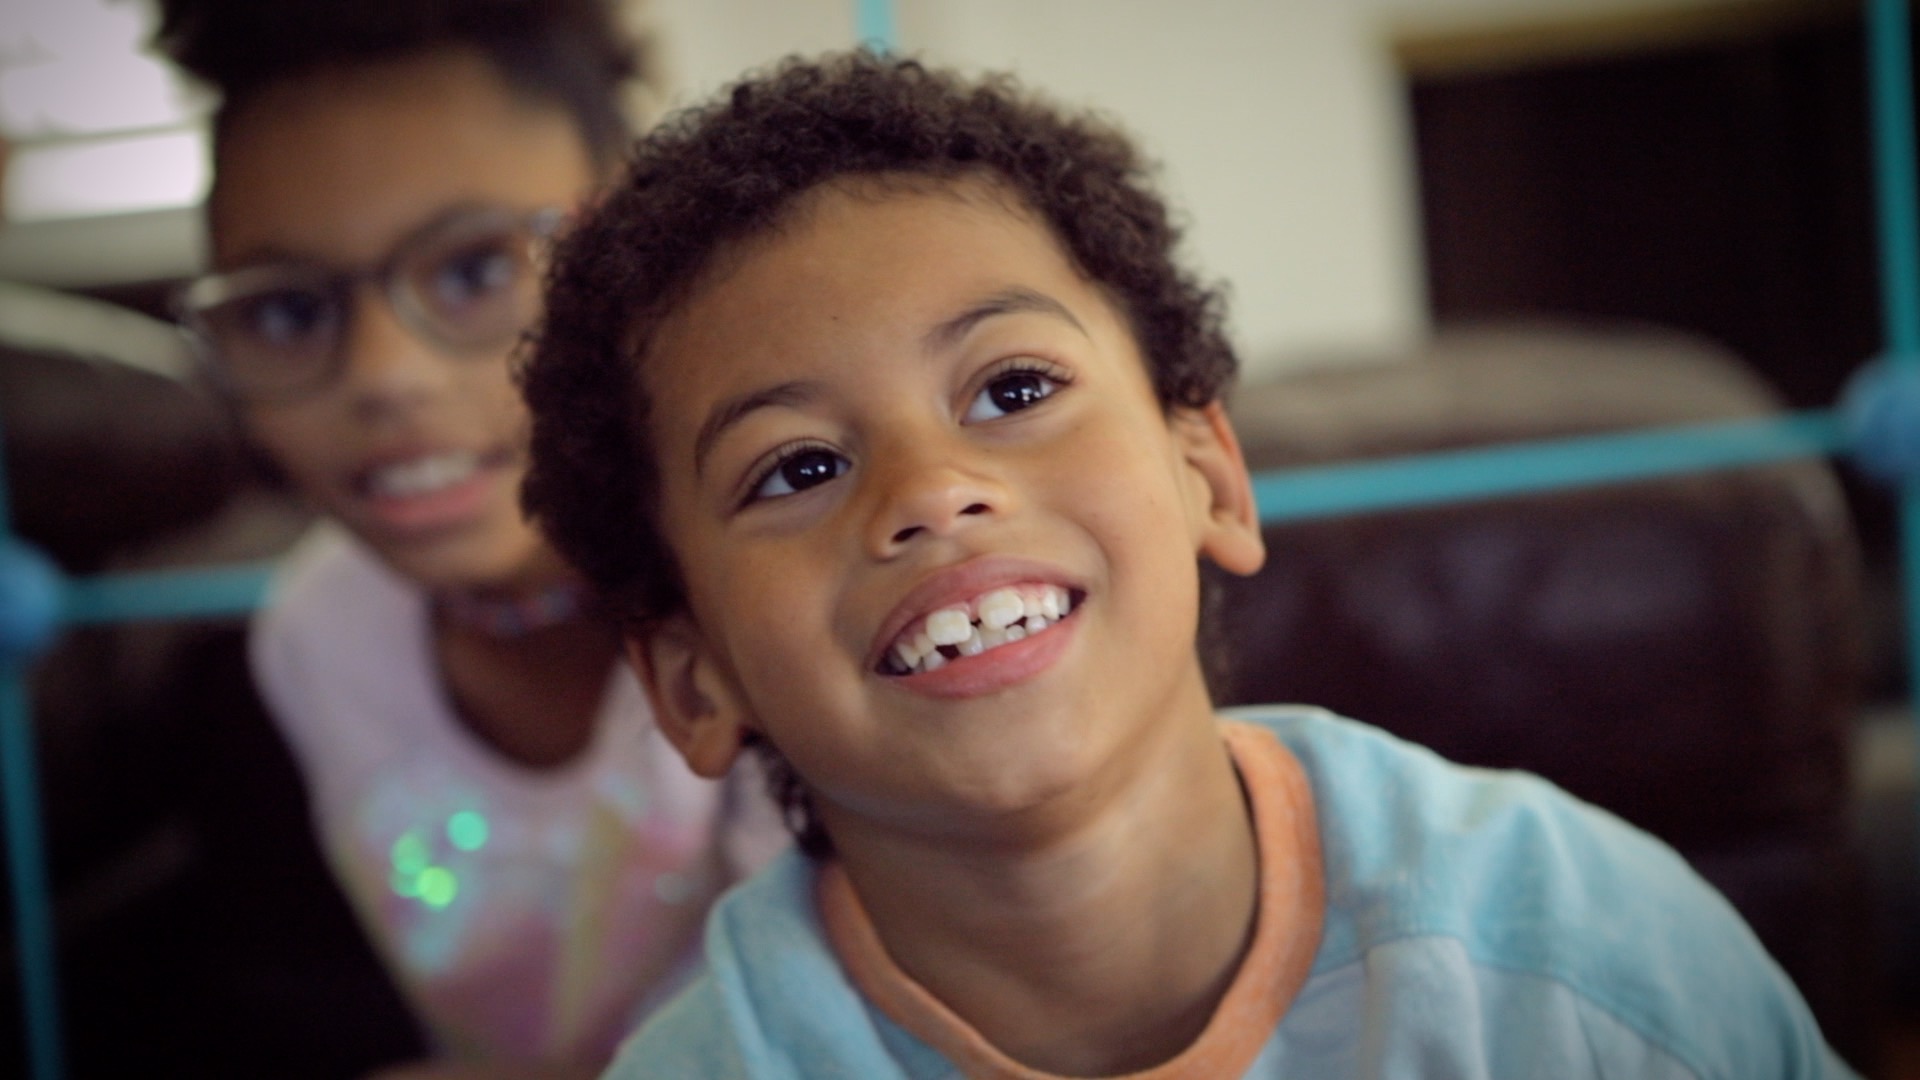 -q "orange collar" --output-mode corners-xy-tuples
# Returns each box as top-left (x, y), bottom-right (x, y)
(817, 721), (1326, 1079)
